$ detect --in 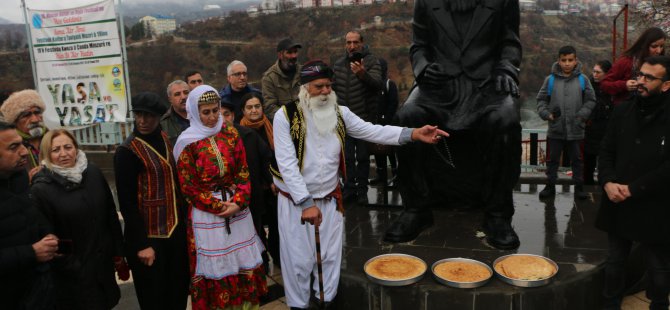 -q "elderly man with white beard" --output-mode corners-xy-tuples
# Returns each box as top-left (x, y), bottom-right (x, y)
(272, 60), (447, 309)
(1, 90), (49, 179)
